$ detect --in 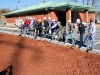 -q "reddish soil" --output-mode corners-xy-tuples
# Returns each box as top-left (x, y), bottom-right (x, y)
(0, 33), (100, 75)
